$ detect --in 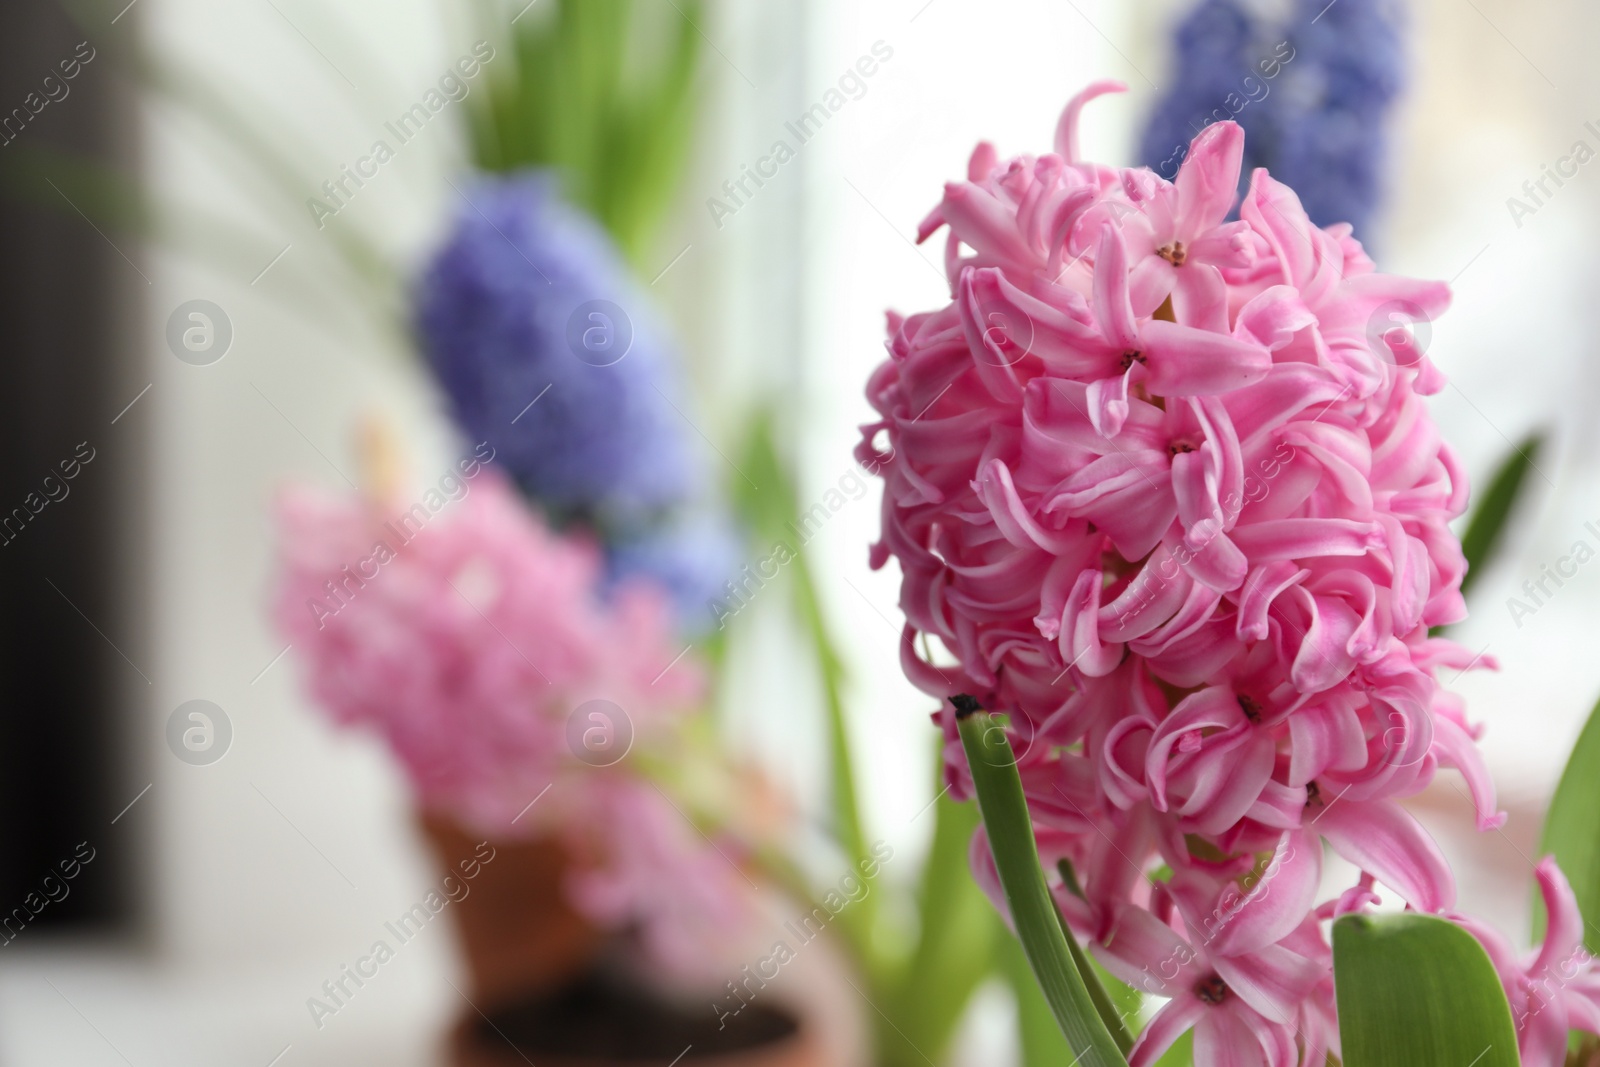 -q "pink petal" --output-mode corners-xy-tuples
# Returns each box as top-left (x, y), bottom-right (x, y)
(1246, 779), (1310, 830)
(1128, 997), (1205, 1067)
(1232, 286), (1316, 351)
(1316, 797), (1456, 912)
(937, 182), (1039, 268)
(1146, 686), (1243, 809)
(1092, 223), (1139, 349)
(1087, 368), (1135, 438)
(1288, 590), (1361, 693)
(1053, 79), (1127, 164)
(1140, 319), (1273, 397)
(1174, 121), (1245, 238)
(1531, 857), (1586, 979)
(1099, 715), (1155, 810)
(973, 459), (1079, 554)
(1236, 562), (1309, 641)
(1173, 262), (1232, 334)
(1180, 528), (1251, 594)
(1186, 219), (1257, 270)
(1240, 170), (1317, 292)
(1094, 904), (1203, 995)
(1063, 566), (1125, 677)
(1101, 549), (1194, 642)
(1287, 700), (1368, 786)
(1237, 1006), (1301, 1067)
(1210, 943), (1323, 1023)
(1522, 997), (1574, 1067)
(1209, 830), (1322, 956)
(1185, 731), (1276, 835)
(1229, 519), (1381, 561)
(1430, 712), (1505, 831)
(1193, 1009), (1269, 1067)
(1049, 450), (1178, 560)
